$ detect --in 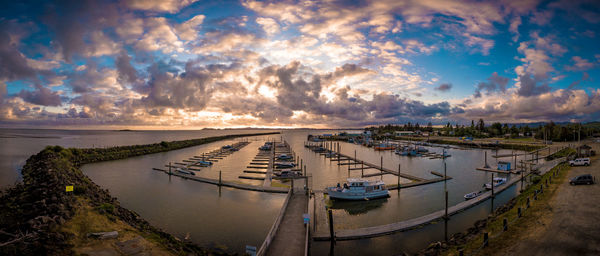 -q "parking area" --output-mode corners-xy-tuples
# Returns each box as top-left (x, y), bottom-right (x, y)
(500, 141), (600, 255)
